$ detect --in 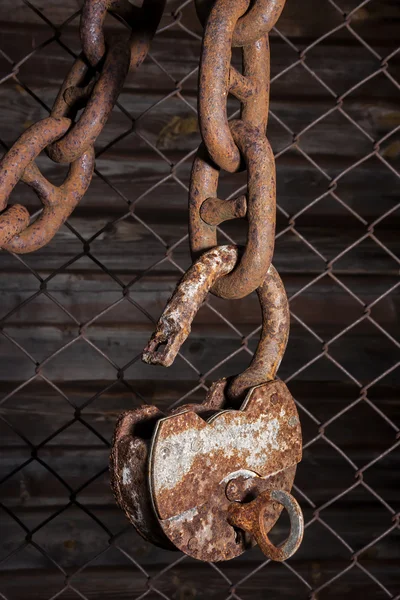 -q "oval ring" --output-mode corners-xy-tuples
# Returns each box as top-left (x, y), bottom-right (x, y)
(3, 147), (95, 253)
(47, 41), (130, 164)
(189, 119), (276, 300)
